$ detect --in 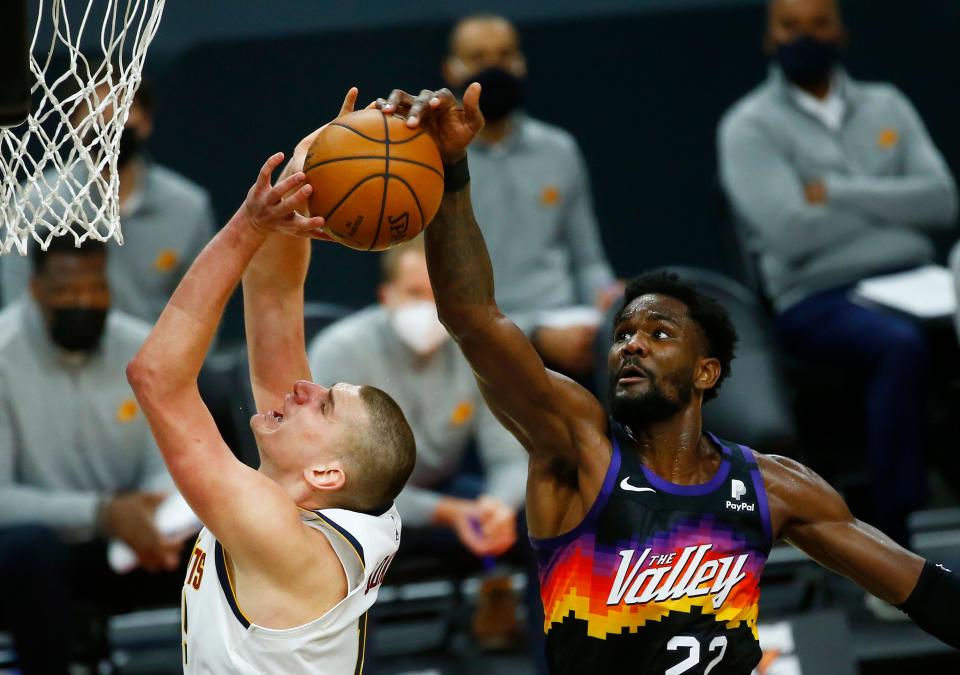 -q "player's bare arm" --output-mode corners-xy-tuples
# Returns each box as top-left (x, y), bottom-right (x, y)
(379, 85), (609, 537)
(759, 452), (960, 648)
(127, 154), (342, 619)
(243, 88), (361, 412)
